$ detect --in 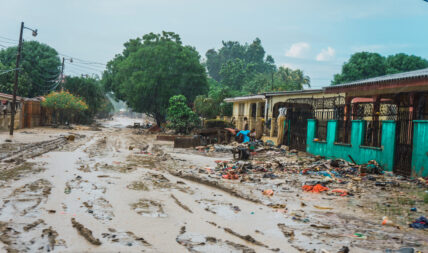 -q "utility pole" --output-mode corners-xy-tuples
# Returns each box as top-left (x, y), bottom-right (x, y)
(60, 57), (72, 91)
(9, 22), (37, 136)
(9, 22), (24, 136)
(60, 57), (65, 91)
